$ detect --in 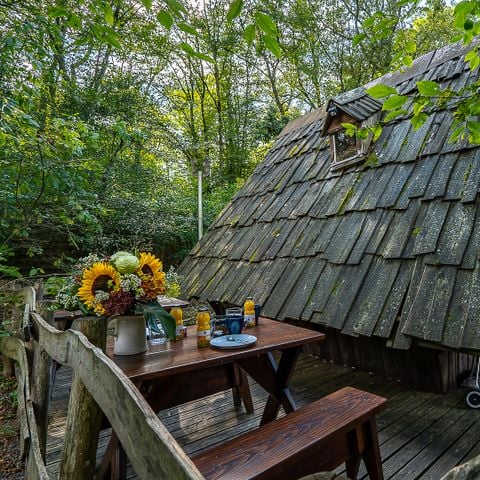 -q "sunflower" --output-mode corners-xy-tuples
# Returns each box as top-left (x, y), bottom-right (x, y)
(138, 252), (163, 277)
(77, 262), (120, 308)
(138, 252), (165, 298)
